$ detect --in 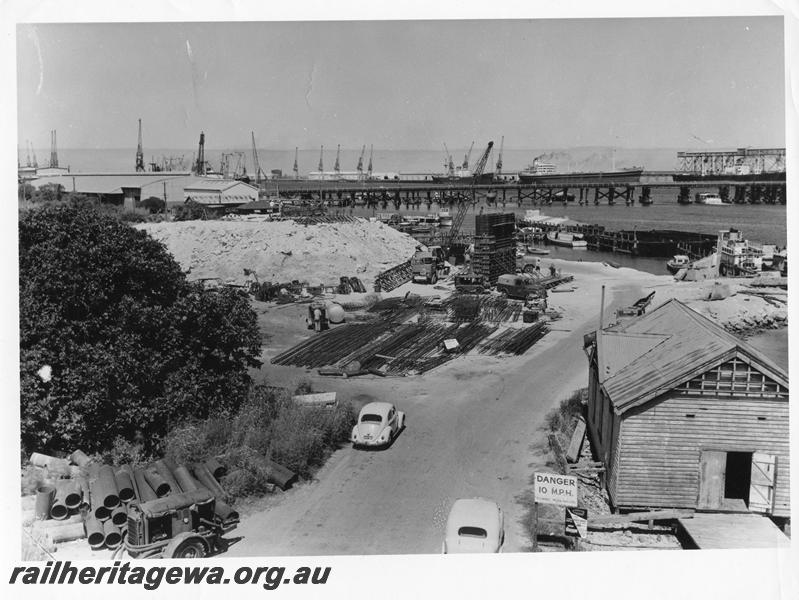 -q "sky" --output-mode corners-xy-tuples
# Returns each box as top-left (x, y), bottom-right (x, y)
(16, 17), (786, 151)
